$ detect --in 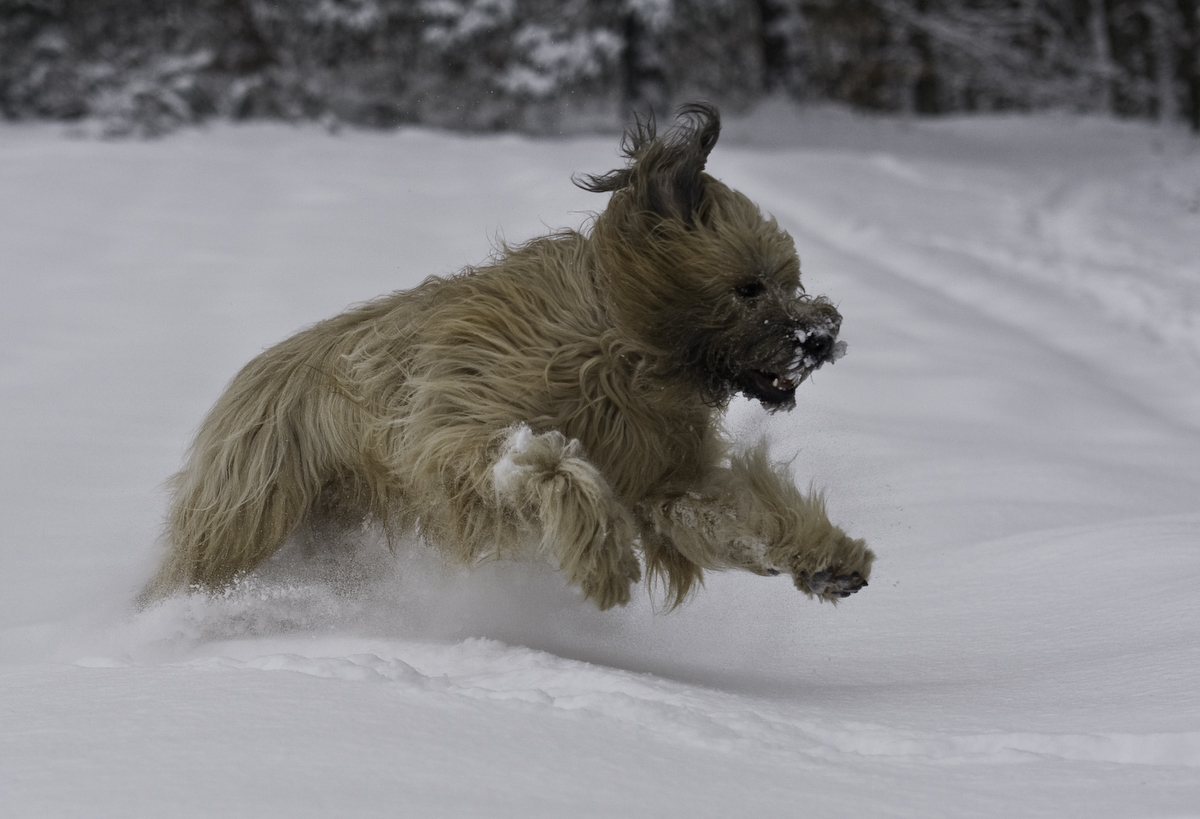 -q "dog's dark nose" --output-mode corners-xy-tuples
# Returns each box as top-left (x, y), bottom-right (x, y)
(802, 331), (835, 361)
